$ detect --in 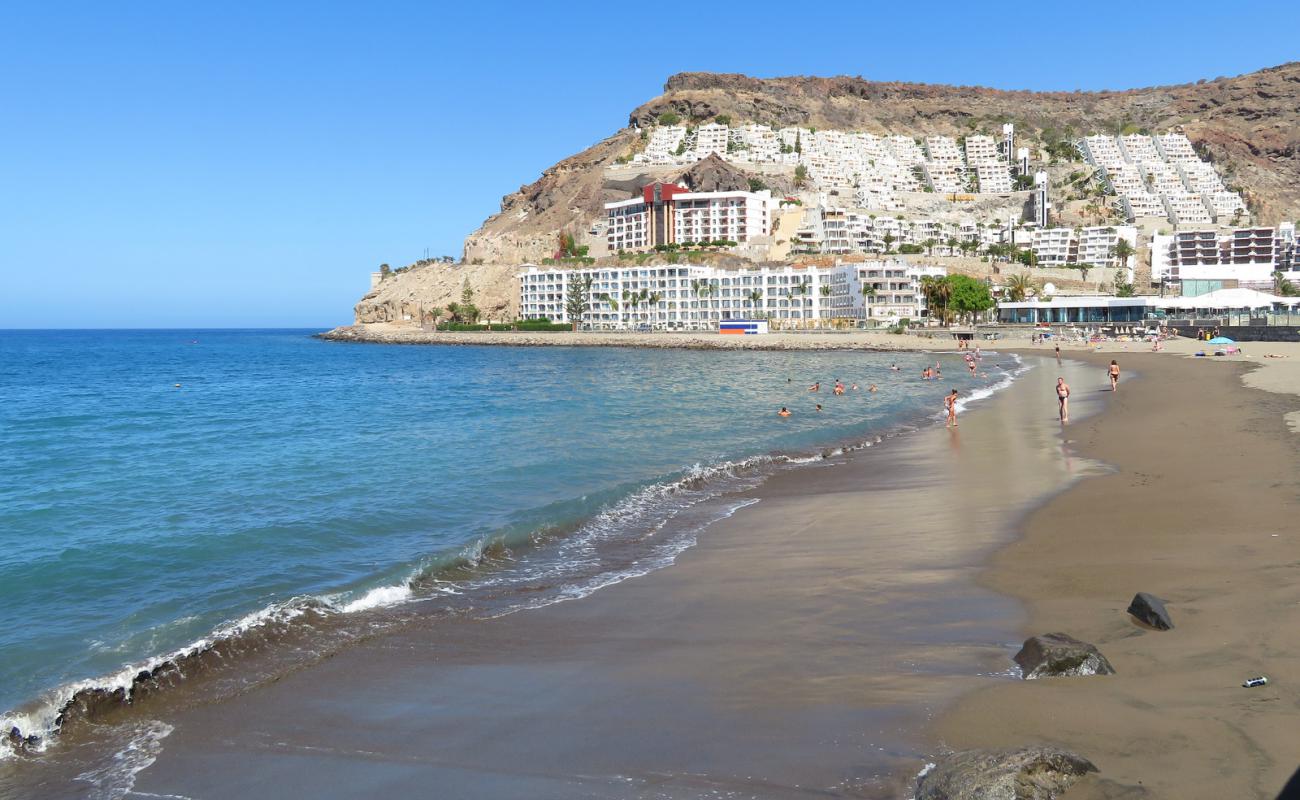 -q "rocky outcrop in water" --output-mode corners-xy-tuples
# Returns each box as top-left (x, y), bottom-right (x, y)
(1014, 632), (1116, 679)
(1126, 592), (1174, 630)
(916, 747), (1098, 800)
